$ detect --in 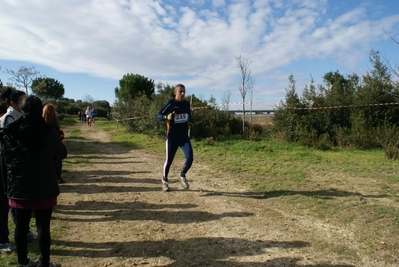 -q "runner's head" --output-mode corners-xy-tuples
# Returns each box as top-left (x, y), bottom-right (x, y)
(174, 84), (185, 102)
